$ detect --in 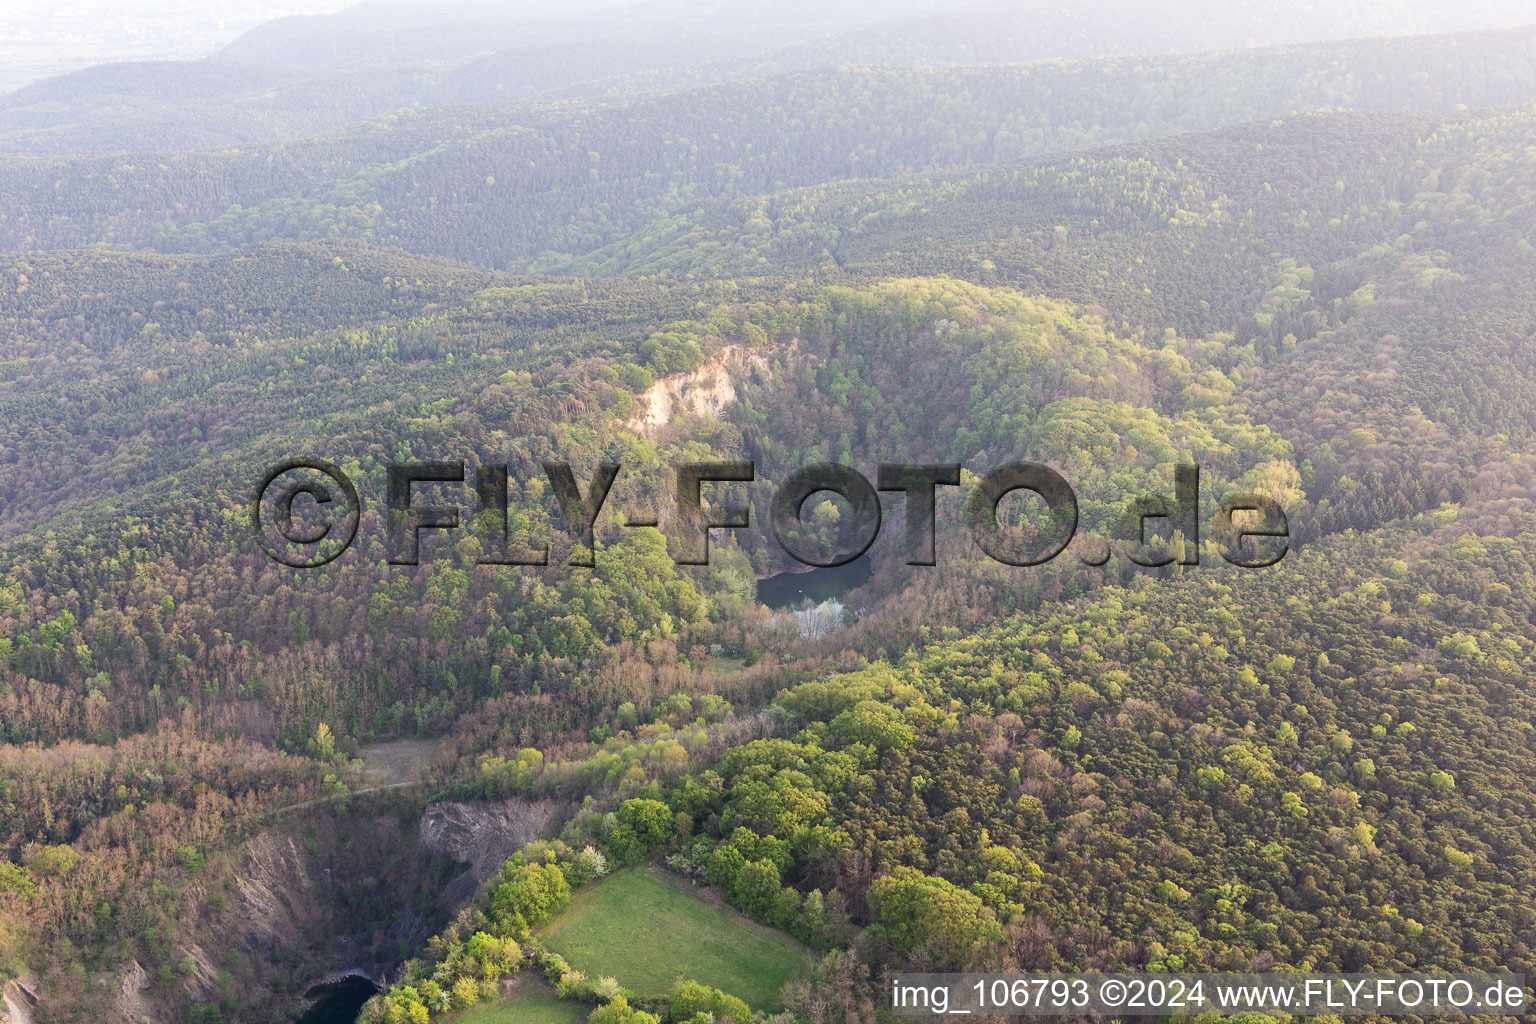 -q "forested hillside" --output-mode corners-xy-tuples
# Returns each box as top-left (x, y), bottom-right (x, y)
(3, 5), (1536, 1024)
(7, 0), (1535, 155)
(3, 29), (1536, 256)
